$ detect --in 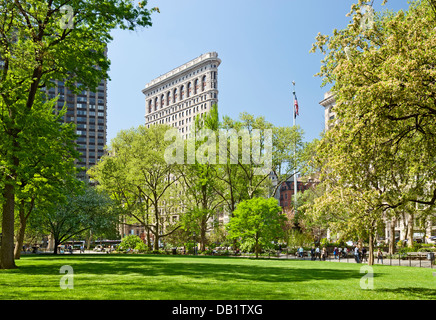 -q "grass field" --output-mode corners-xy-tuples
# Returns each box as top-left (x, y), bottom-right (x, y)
(0, 254), (435, 300)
